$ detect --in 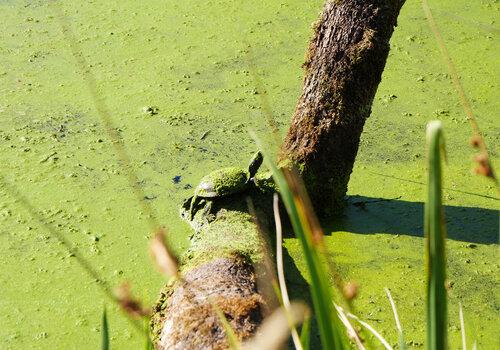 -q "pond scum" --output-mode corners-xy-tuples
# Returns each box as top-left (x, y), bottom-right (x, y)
(0, 1), (497, 349)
